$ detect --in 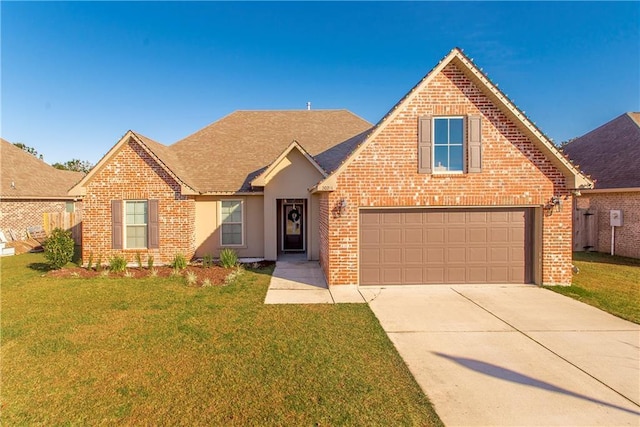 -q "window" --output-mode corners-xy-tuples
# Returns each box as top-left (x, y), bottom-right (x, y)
(433, 117), (464, 172)
(221, 200), (243, 246)
(418, 115), (482, 174)
(65, 201), (75, 213)
(125, 201), (148, 249)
